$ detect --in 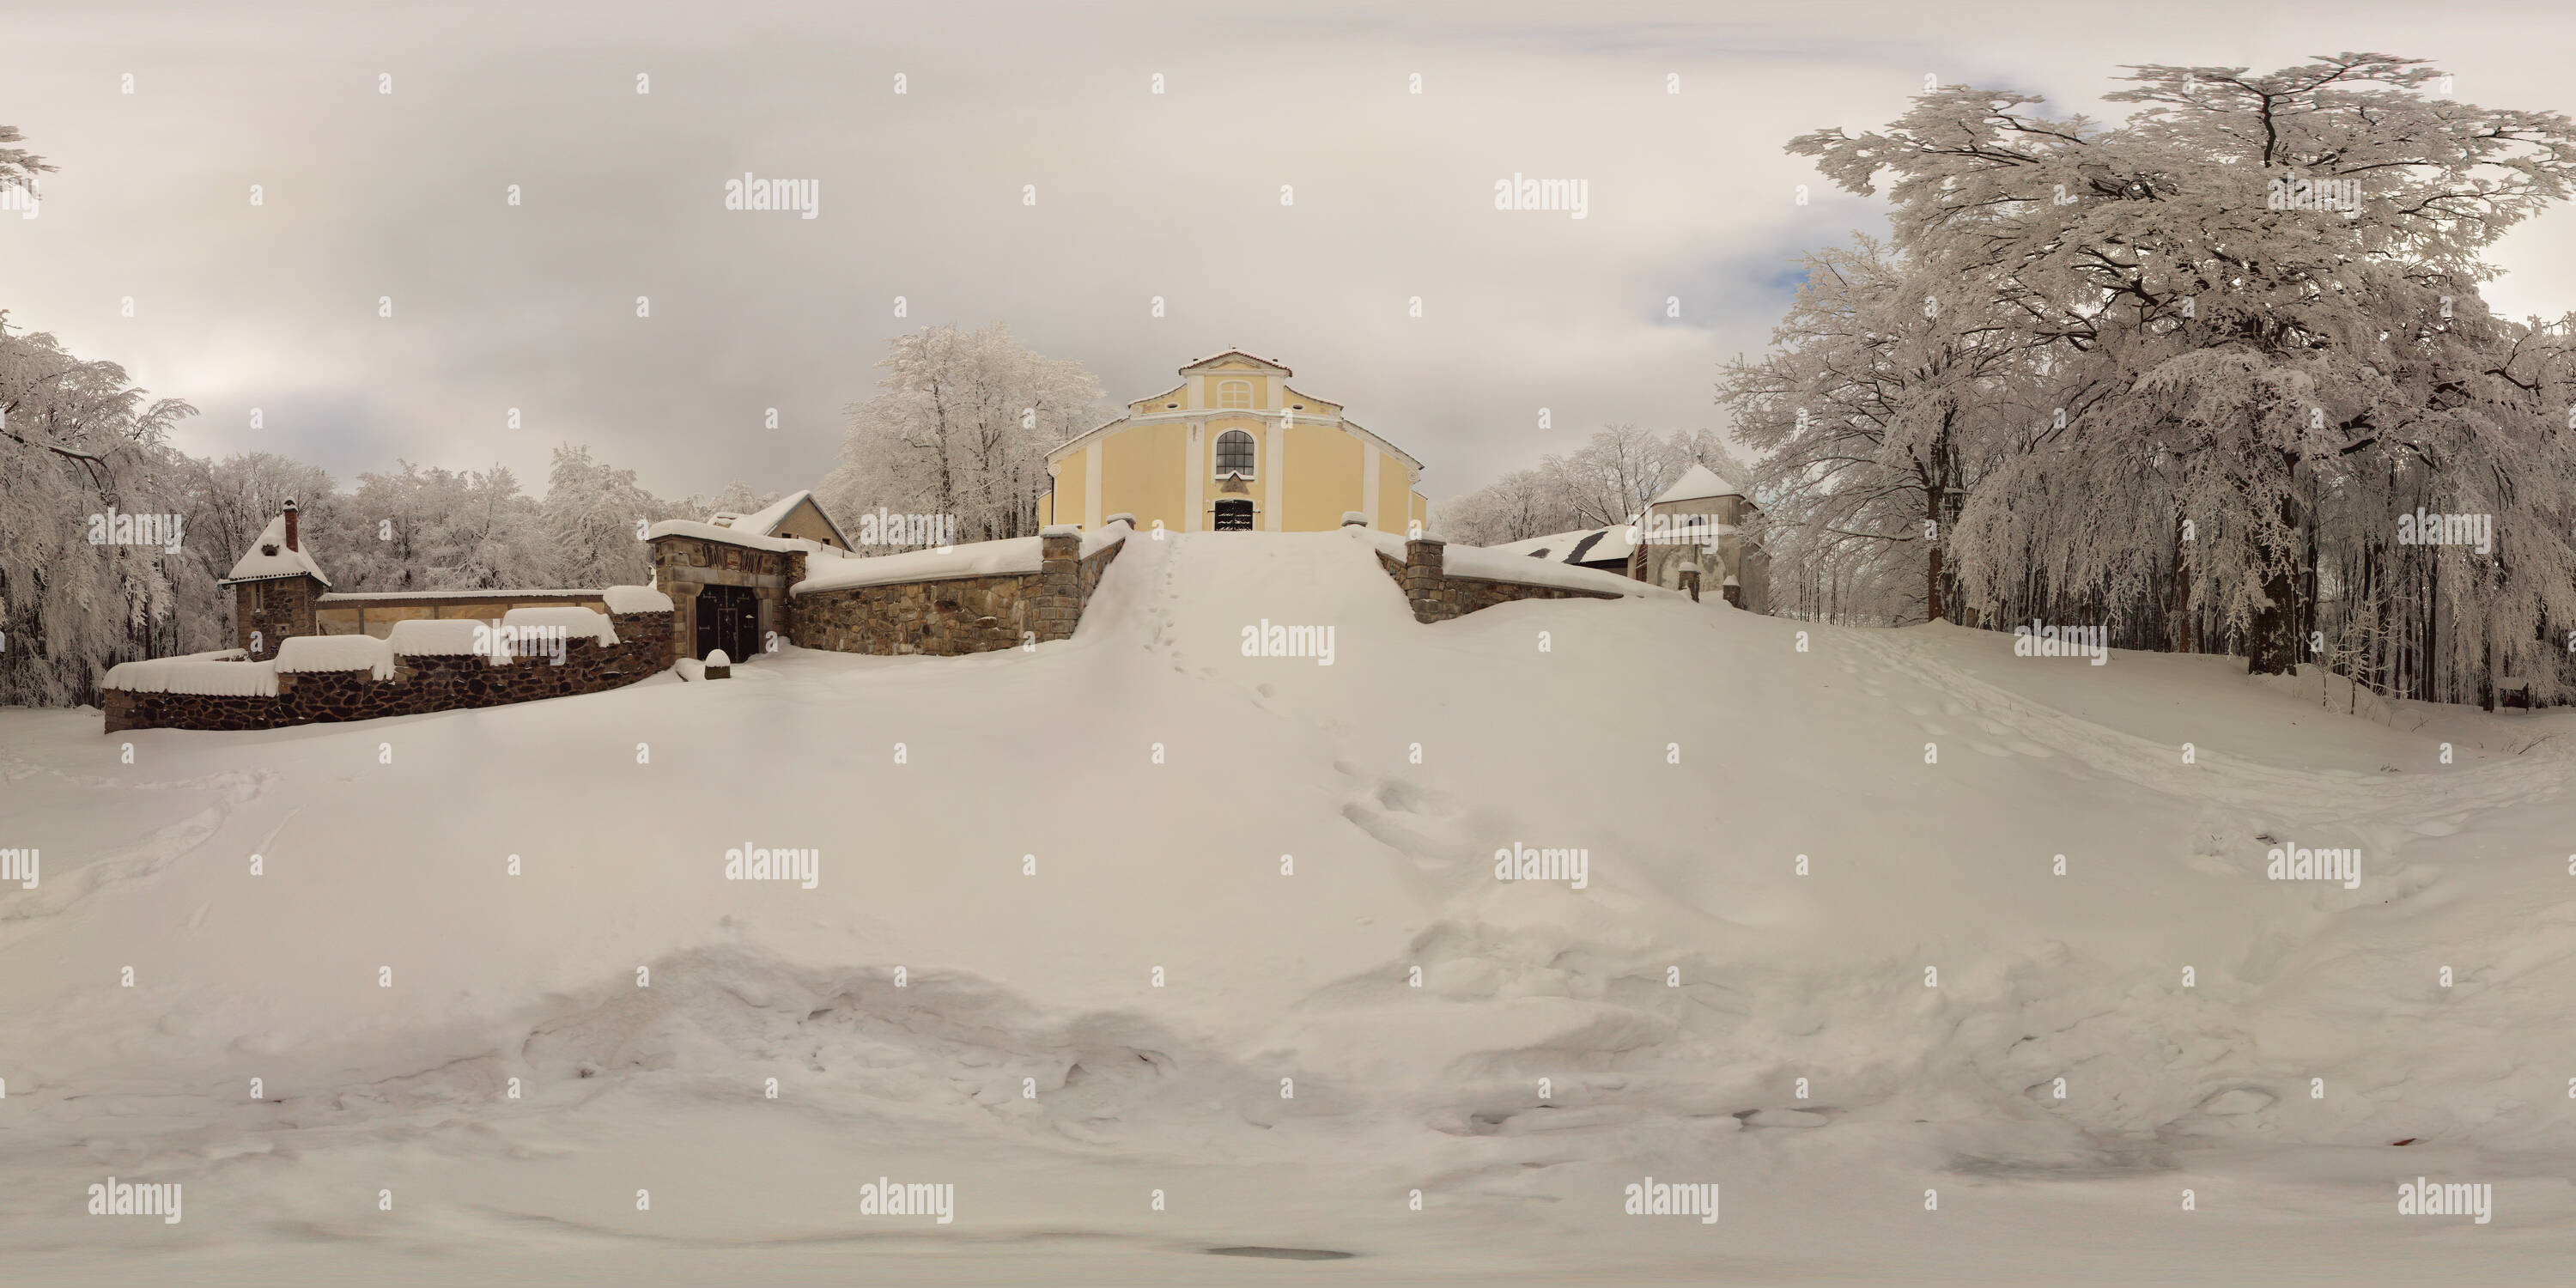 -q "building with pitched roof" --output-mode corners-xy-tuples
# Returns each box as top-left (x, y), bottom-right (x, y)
(1037, 351), (1430, 534)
